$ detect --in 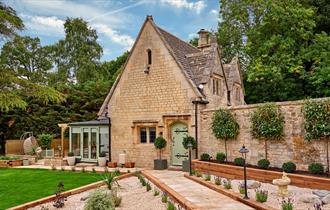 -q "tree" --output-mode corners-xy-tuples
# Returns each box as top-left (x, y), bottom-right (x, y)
(0, 3), (64, 112)
(52, 18), (102, 84)
(0, 36), (52, 84)
(304, 100), (330, 173)
(189, 38), (198, 47)
(211, 108), (240, 161)
(154, 137), (167, 160)
(218, 0), (330, 103)
(250, 103), (284, 160)
(300, 0), (330, 33)
(0, 2), (24, 40)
